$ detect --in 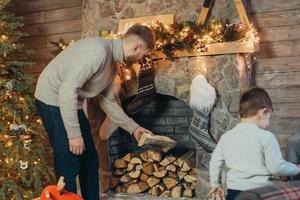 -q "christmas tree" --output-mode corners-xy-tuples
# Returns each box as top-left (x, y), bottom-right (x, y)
(0, 1), (55, 199)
